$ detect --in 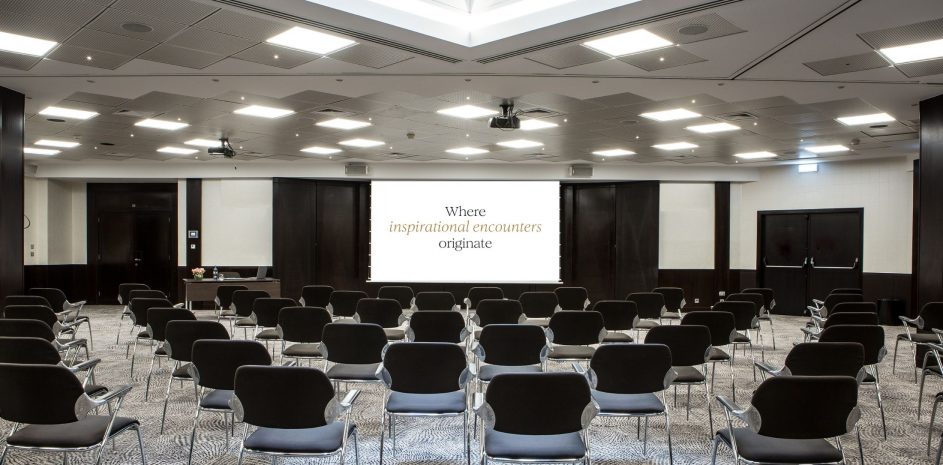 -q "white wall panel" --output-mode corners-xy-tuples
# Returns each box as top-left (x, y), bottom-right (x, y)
(201, 179), (273, 266)
(659, 183), (714, 269)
